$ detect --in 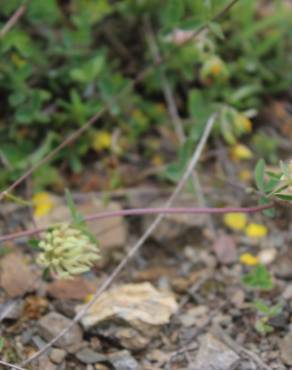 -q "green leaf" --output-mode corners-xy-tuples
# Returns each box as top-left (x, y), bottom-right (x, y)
(65, 188), (84, 226)
(259, 196), (275, 217)
(254, 159), (266, 192)
(255, 319), (273, 335)
(280, 161), (291, 179)
(263, 177), (280, 193)
(27, 239), (41, 250)
(0, 337), (4, 352)
(208, 22), (225, 40)
(164, 0), (184, 28)
(242, 264), (273, 291)
(254, 299), (271, 314)
(64, 189), (98, 244)
(274, 193), (292, 201)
